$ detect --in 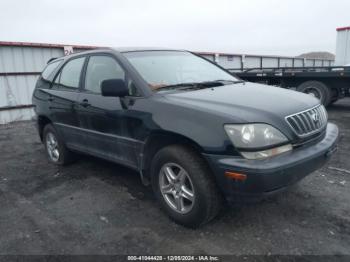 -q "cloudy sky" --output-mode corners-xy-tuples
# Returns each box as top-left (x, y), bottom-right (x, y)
(0, 0), (349, 56)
